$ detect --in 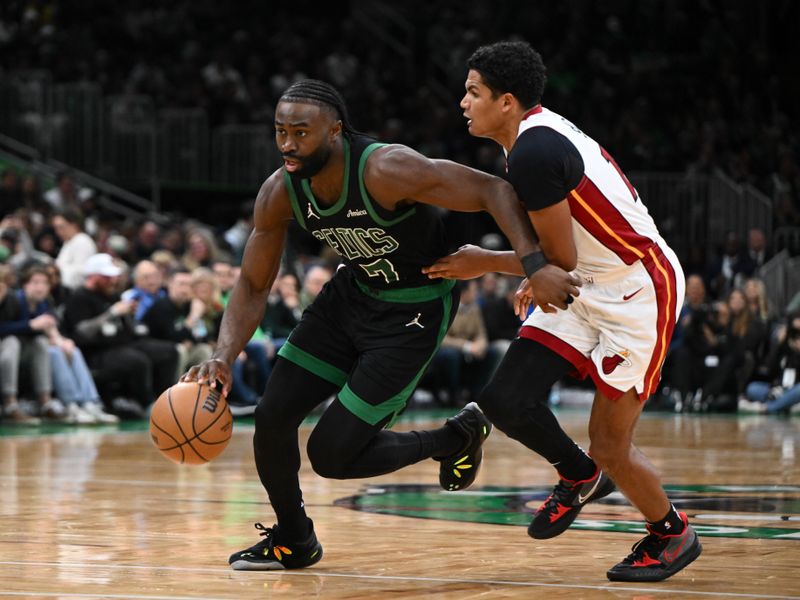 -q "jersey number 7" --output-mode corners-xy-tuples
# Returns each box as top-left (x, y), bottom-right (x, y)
(600, 146), (638, 202)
